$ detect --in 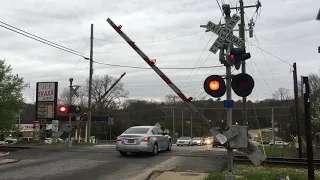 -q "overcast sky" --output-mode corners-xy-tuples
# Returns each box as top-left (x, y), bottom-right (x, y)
(1, 0), (319, 104)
